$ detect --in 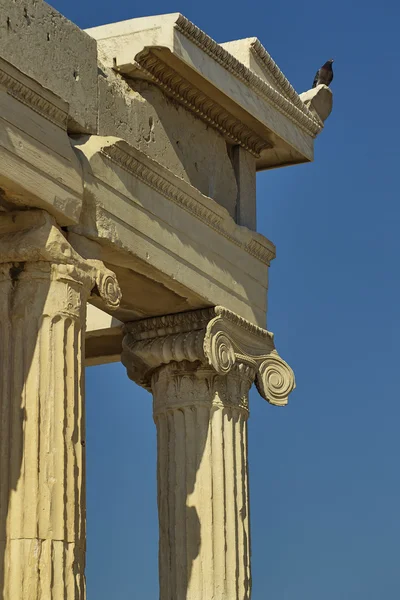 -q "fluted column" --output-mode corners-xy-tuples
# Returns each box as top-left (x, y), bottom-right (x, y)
(122, 306), (296, 600)
(0, 210), (121, 600)
(153, 361), (253, 599)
